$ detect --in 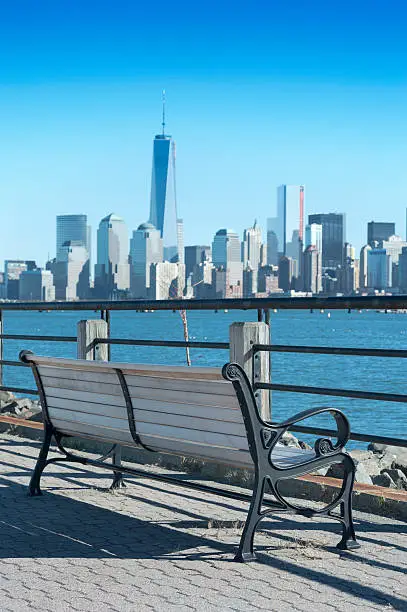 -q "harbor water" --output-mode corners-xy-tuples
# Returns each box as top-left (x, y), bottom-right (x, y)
(2, 309), (407, 446)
